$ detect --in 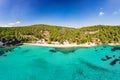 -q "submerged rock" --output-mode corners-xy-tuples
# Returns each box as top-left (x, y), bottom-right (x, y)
(3, 54), (7, 56)
(49, 49), (57, 53)
(111, 47), (120, 52)
(9, 49), (12, 52)
(5, 50), (9, 52)
(55, 47), (78, 54)
(110, 59), (120, 66)
(0, 48), (14, 56)
(101, 55), (120, 66)
(101, 58), (106, 61)
(105, 56), (112, 60)
(0, 51), (5, 56)
(113, 55), (115, 57)
(95, 50), (98, 52)
(101, 56), (112, 61)
(22, 50), (30, 53)
(103, 46), (107, 48)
